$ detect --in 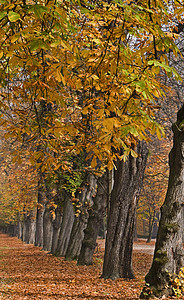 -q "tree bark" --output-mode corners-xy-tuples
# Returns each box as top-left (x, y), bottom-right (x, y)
(65, 213), (88, 260)
(42, 204), (53, 251)
(55, 194), (75, 256)
(35, 178), (45, 247)
(35, 205), (45, 247)
(17, 213), (23, 240)
(42, 182), (56, 252)
(102, 142), (148, 279)
(18, 220), (23, 240)
(134, 213), (138, 241)
(182, 205), (184, 243)
(22, 210), (36, 244)
(146, 209), (155, 243)
(7, 223), (18, 237)
(65, 174), (97, 260)
(77, 172), (108, 265)
(51, 206), (63, 254)
(141, 105), (184, 298)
